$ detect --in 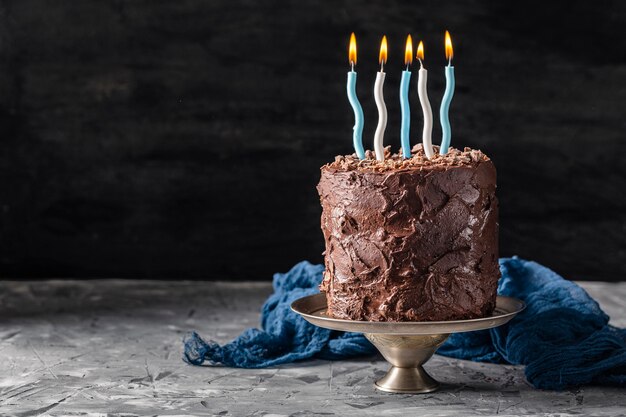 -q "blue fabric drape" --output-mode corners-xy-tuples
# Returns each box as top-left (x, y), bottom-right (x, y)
(184, 258), (626, 390)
